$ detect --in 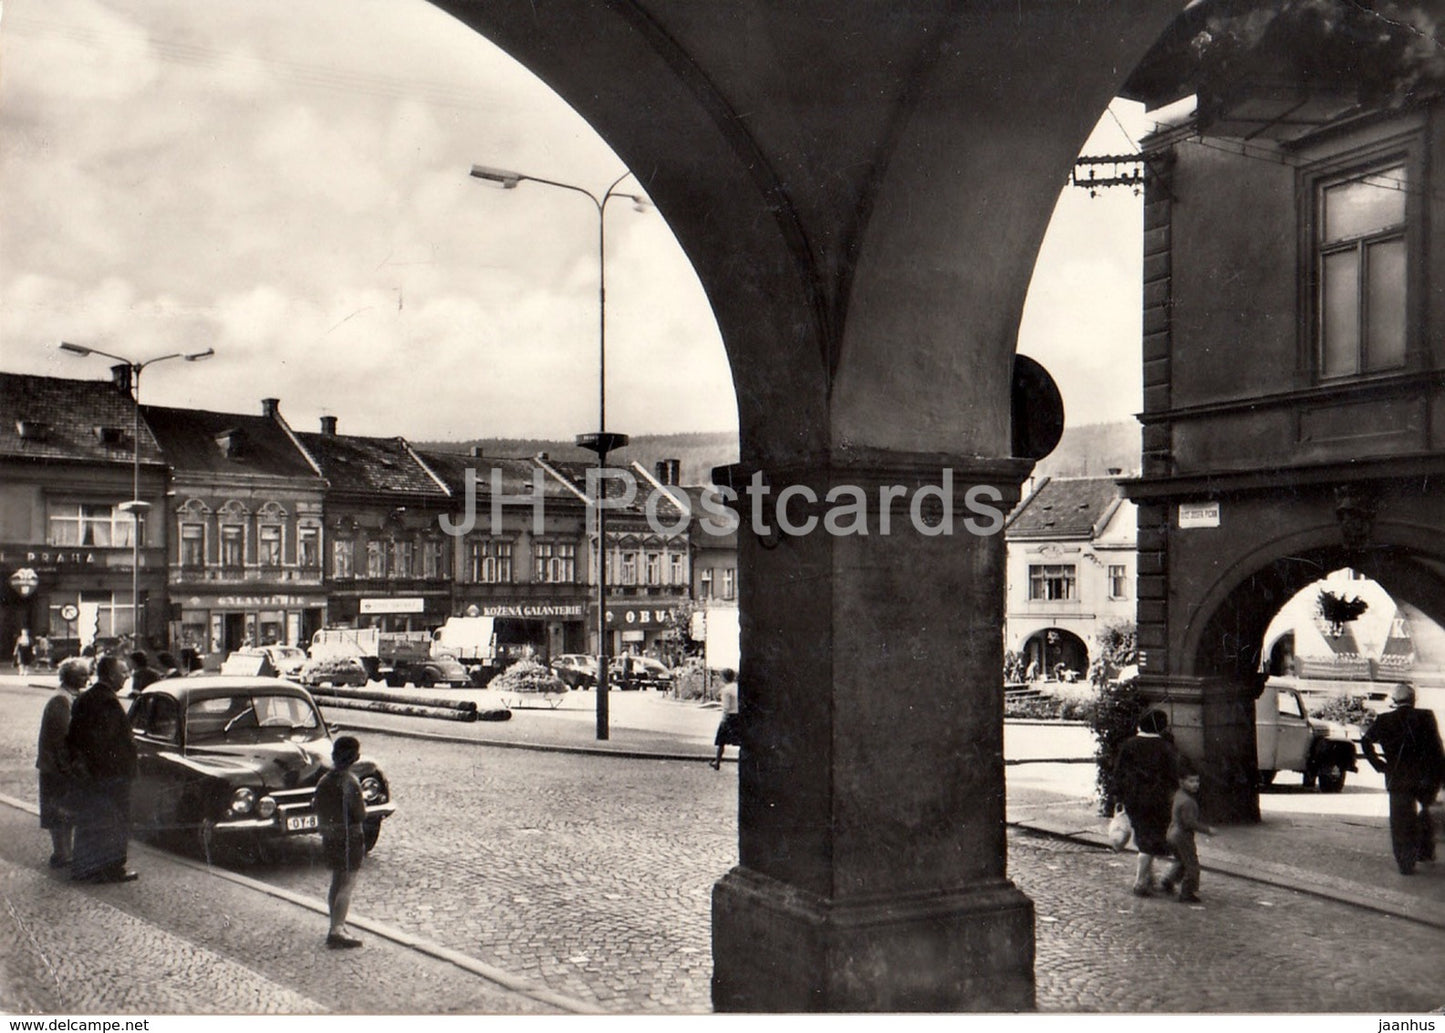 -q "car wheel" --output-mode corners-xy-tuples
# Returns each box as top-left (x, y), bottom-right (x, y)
(363, 819), (382, 853)
(419, 671), (435, 688)
(1317, 765), (1346, 793)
